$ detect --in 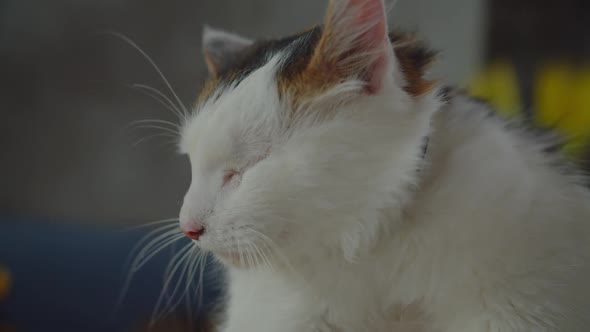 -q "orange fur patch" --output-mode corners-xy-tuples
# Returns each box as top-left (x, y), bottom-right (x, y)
(203, 50), (220, 79)
(278, 28), (437, 109)
(389, 32), (437, 96)
(196, 77), (221, 106)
